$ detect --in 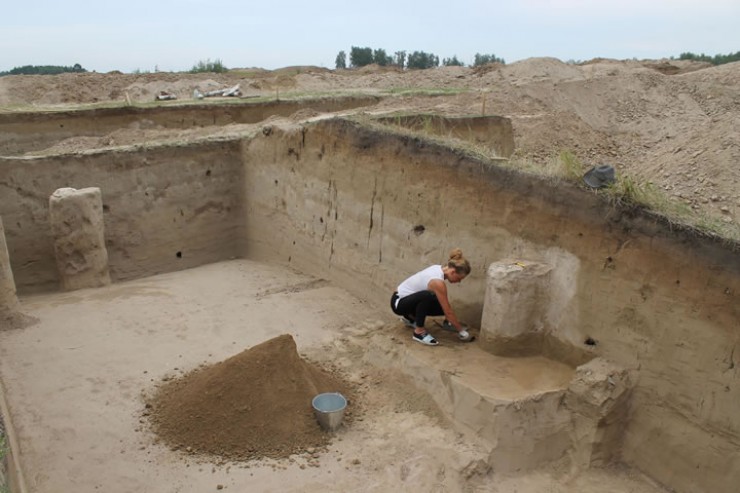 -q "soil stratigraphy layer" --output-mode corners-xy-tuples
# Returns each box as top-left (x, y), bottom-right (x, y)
(148, 334), (351, 461)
